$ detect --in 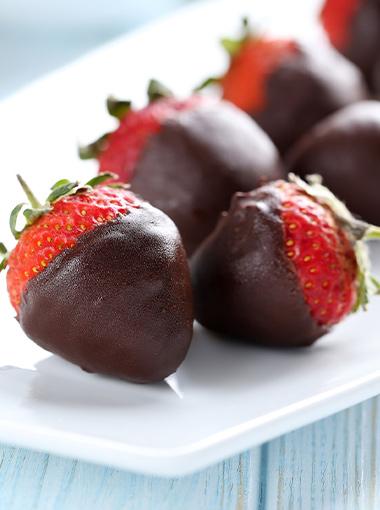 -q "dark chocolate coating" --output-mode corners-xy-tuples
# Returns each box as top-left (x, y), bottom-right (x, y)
(336, 0), (380, 88)
(372, 58), (380, 95)
(286, 100), (380, 225)
(191, 187), (326, 347)
(131, 100), (284, 256)
(19, 203), (193, 383)
(252, 44), (367, 154)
